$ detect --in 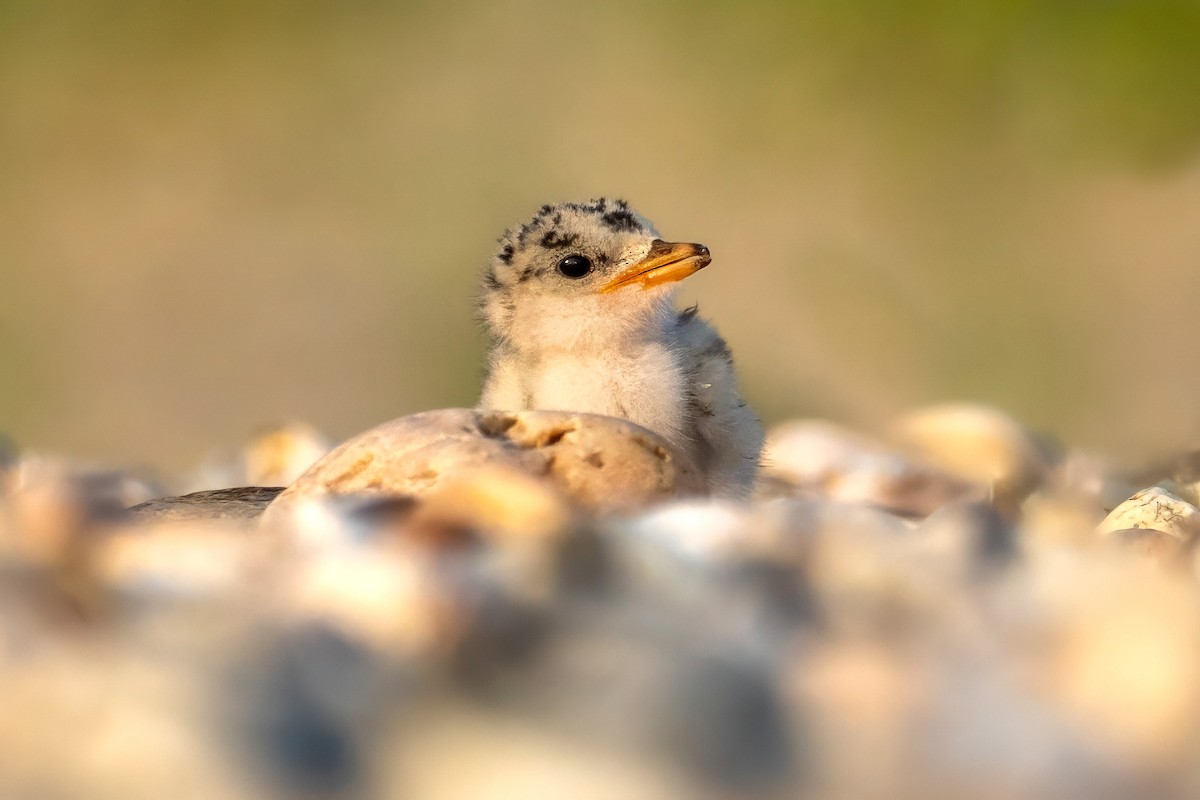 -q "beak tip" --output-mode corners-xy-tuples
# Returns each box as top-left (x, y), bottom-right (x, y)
(600, 240), (712, 292)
